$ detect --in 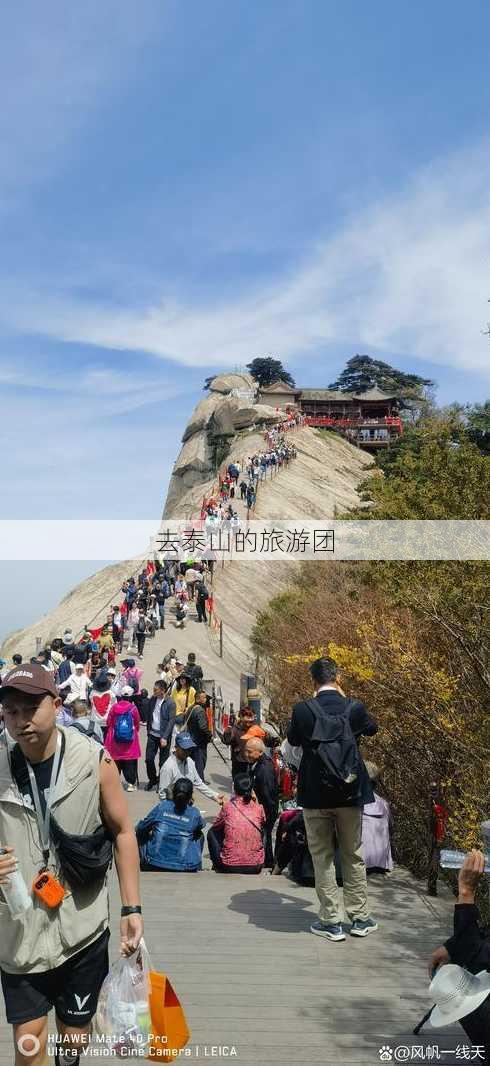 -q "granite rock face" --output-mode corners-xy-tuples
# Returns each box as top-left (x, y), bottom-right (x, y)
(232, 404), (278, 430)
(0, 432), (372, 662)
(208, 372), (256, 395)
(182, 393), (226, 441)
(163, 375), (281, 515)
